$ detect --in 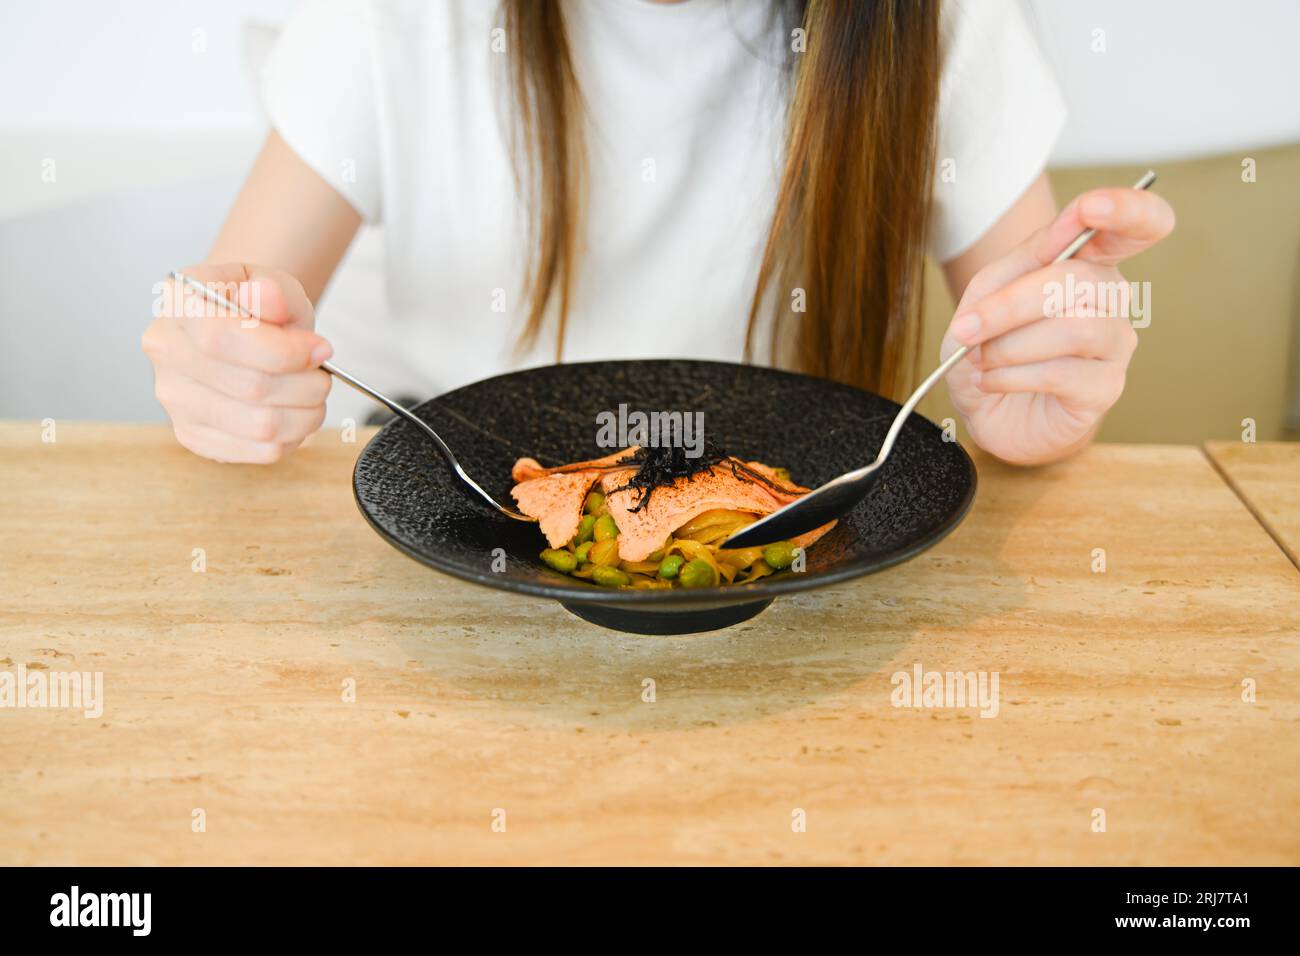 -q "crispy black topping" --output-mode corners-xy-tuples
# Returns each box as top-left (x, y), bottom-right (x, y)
(609, 441), (789, 513)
